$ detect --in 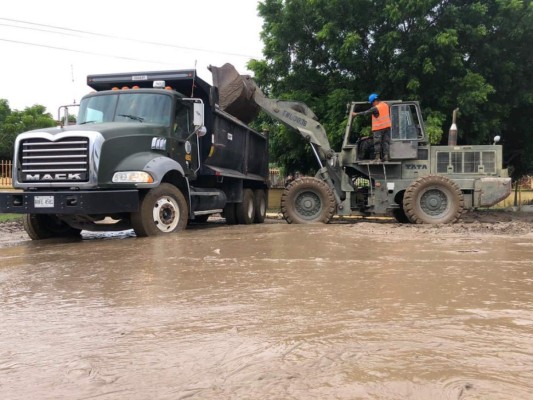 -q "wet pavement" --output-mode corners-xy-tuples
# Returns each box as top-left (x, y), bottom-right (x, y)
(0, 220), (532, 399)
